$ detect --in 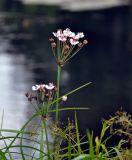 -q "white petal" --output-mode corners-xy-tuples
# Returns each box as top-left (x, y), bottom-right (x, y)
(69, 32), (75, 38)
(70, 39), (79, 45)
(56, 30), (62, 37)
(45, 83), (55, 90)
(32, 85), (40, 91)
(58, 36), (67, 42)
(77, 32), (84, 38)
(74, 35), (80, 40)
(53, 32), (57, 37)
